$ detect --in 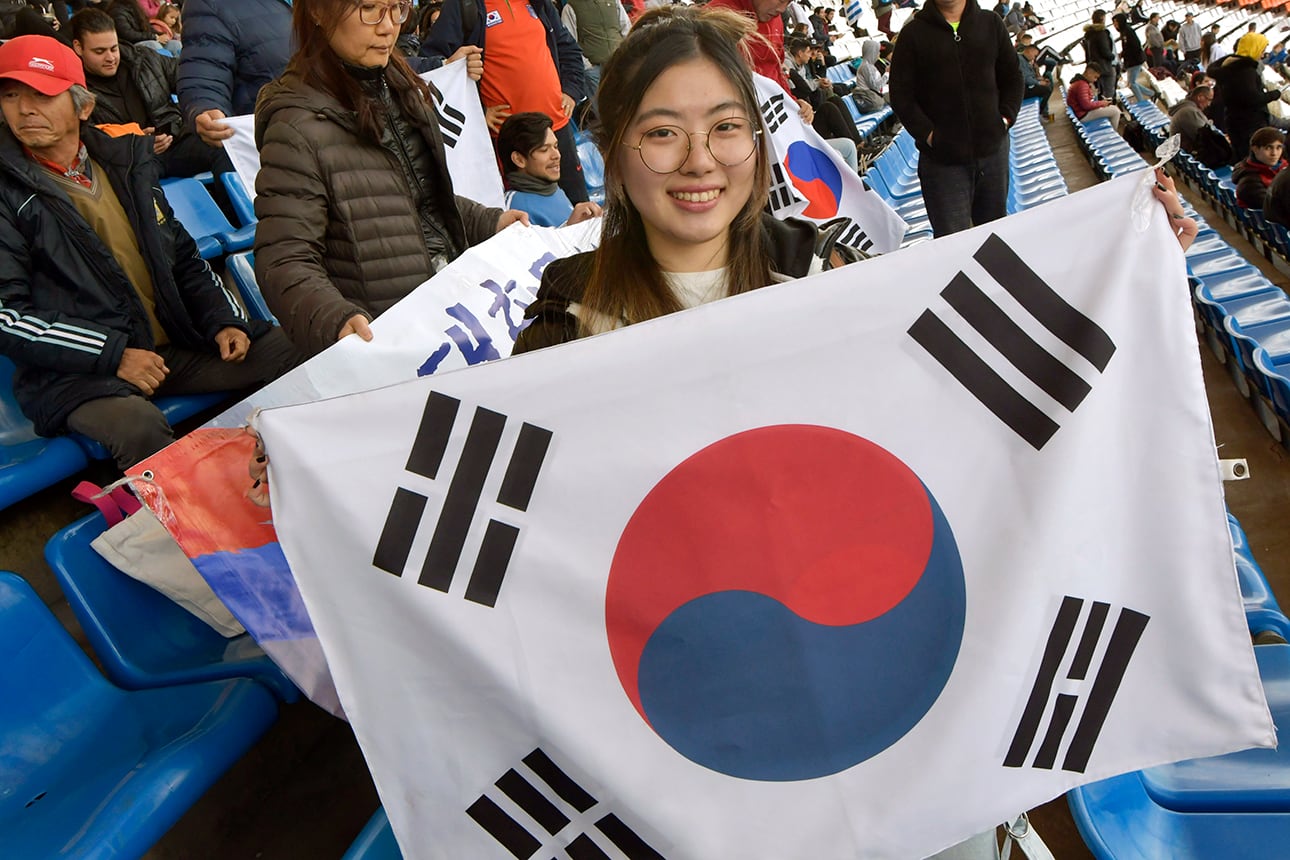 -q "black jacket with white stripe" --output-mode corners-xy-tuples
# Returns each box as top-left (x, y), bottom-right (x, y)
(0, 124), (267, 436)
